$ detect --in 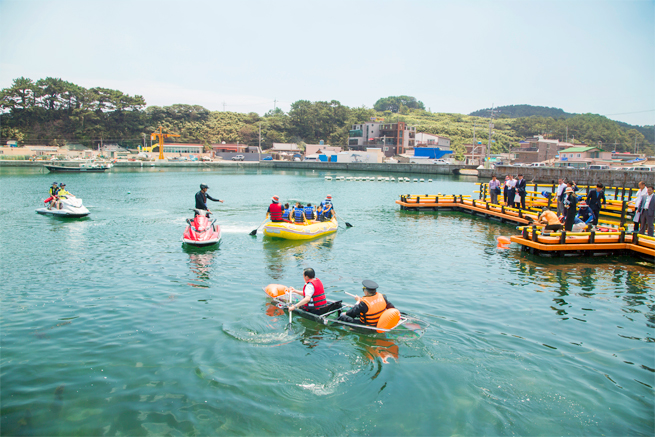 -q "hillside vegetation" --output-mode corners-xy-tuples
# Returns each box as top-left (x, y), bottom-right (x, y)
(1, 78), (652, 158)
